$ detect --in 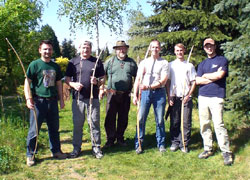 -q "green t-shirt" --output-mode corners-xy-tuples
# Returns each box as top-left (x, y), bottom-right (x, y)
(26, 59), (63, 97)
(104, 56), (137, 92)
